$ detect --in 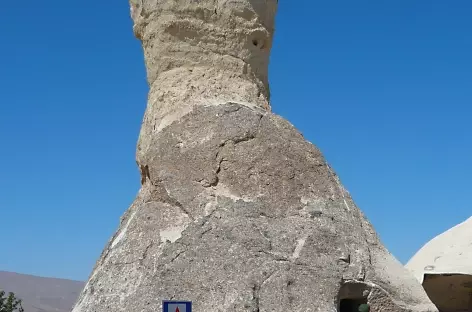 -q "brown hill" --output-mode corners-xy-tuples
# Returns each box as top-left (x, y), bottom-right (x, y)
(0, 271), (83, 312)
